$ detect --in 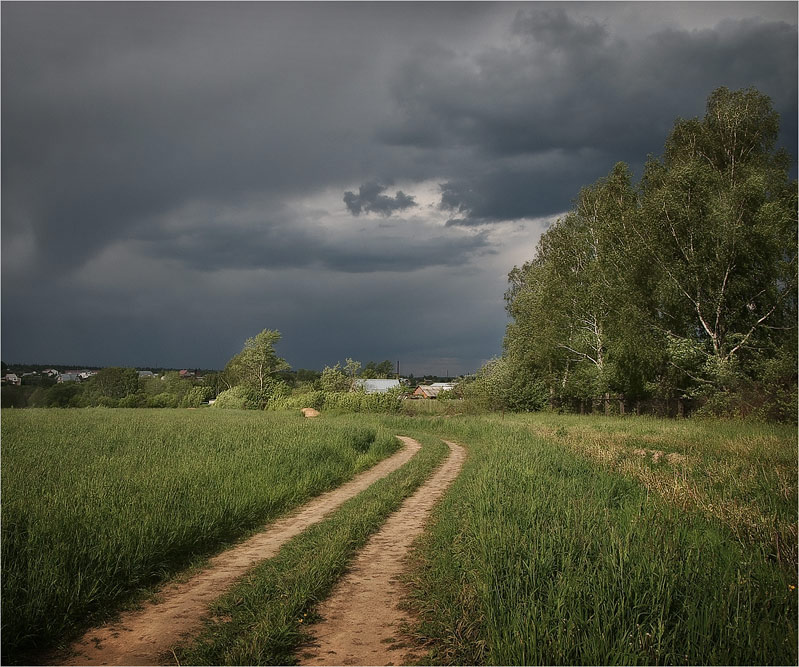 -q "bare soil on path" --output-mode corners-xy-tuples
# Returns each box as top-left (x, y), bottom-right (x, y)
(48, 437), (422, 667)
(298, 439), (466, 667)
